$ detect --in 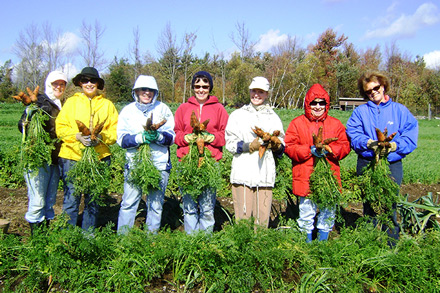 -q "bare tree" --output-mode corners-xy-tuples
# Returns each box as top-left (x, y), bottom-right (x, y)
(79, 20), (106, 70)
(230, 22), (256, 60)
(181, 32), (197, 102)
(157, 22), (182, 101)
(129, 26), (142, 78)
(13, 23), (45, 88)
(42, 22), (67, 72)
